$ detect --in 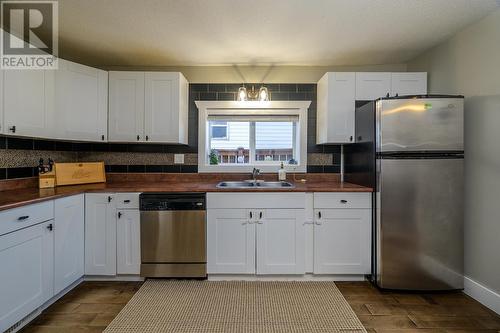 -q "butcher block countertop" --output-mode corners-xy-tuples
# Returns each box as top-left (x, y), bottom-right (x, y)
(0, 173), (372, 211)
